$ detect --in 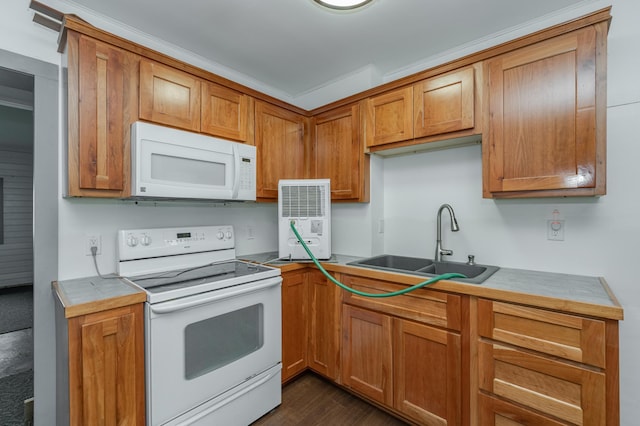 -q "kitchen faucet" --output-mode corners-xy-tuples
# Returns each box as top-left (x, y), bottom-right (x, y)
(434, 204), (460, 262)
